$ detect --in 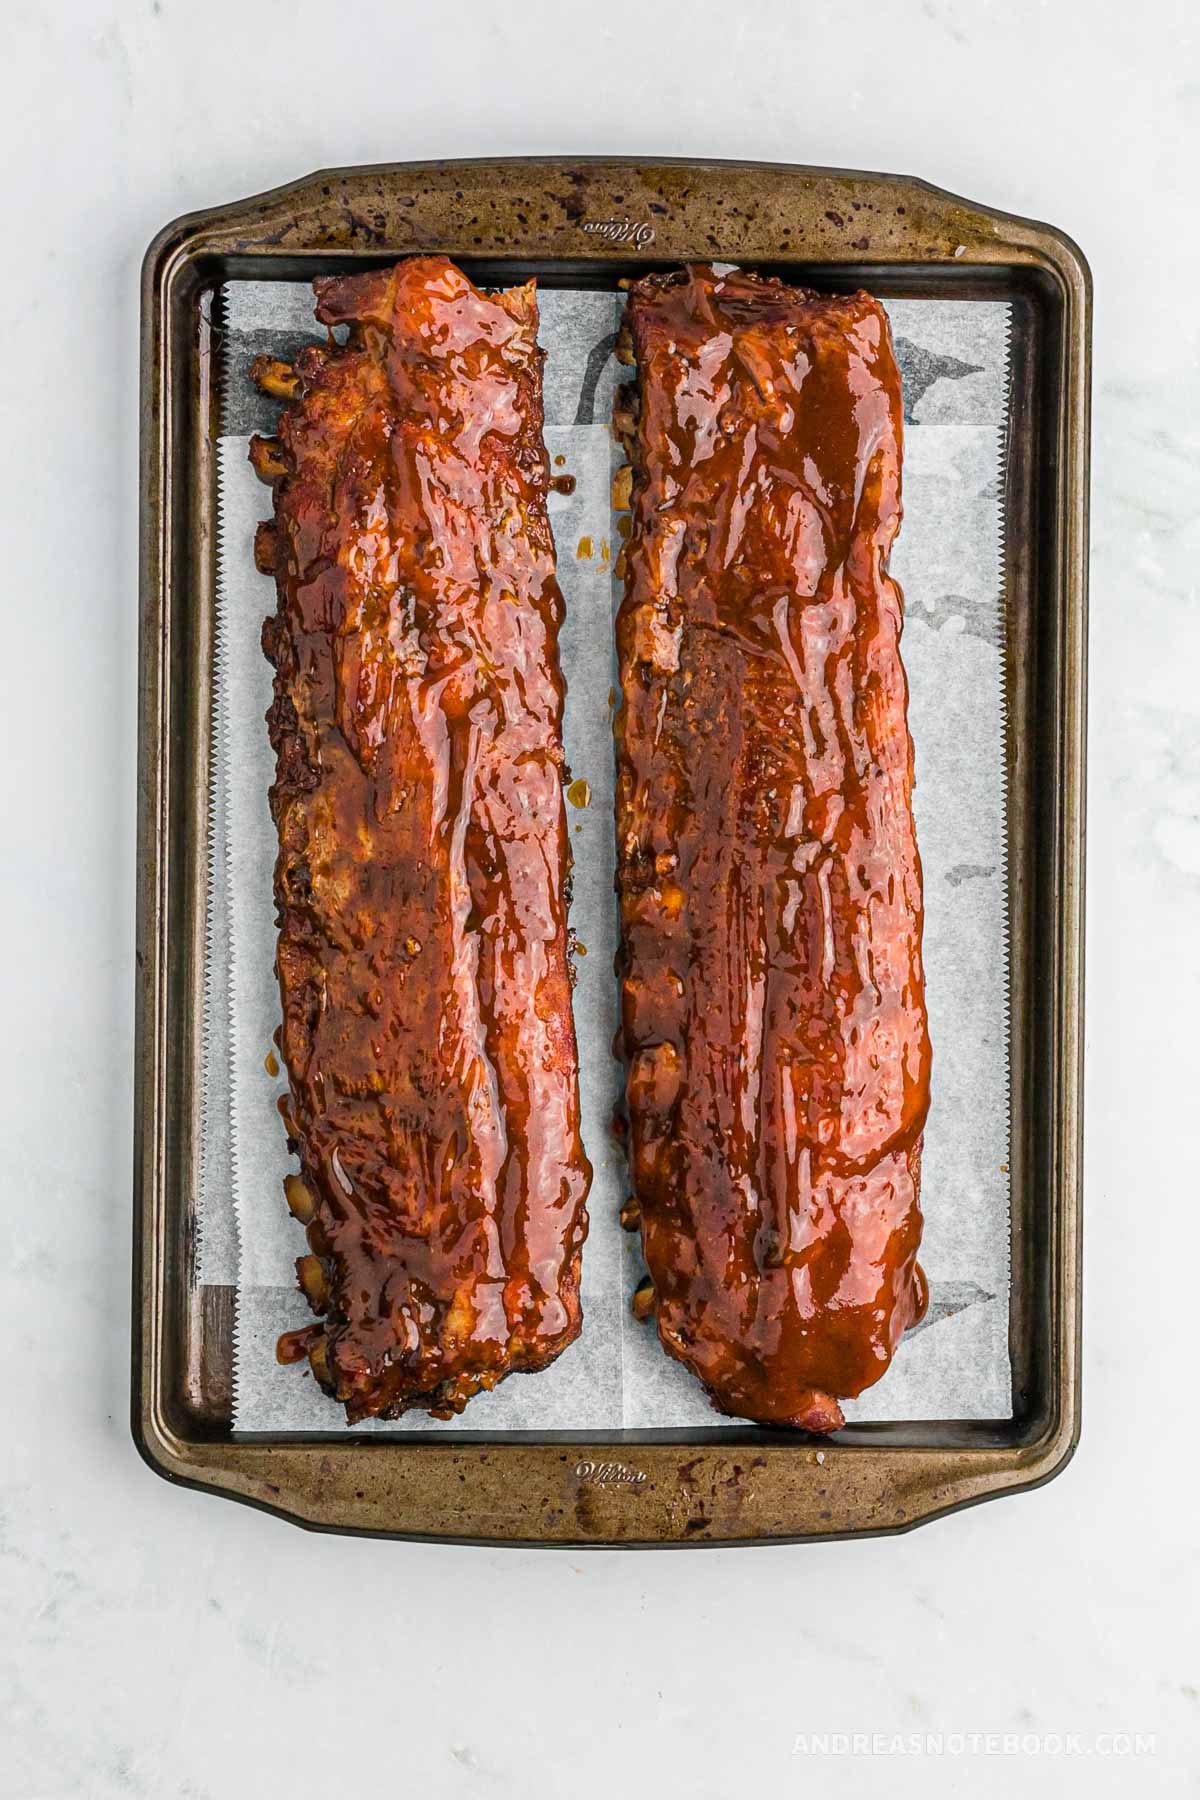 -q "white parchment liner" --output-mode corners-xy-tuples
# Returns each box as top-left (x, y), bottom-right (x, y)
(201, 281), (1012, 1430)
